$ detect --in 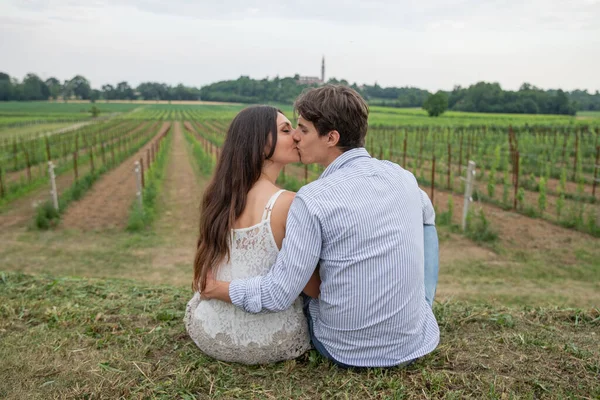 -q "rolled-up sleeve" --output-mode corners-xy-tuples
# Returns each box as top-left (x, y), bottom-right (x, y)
(229, 194), (322, 313)
(419, 188), (436, 226)
(403, 168), (435, 225)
